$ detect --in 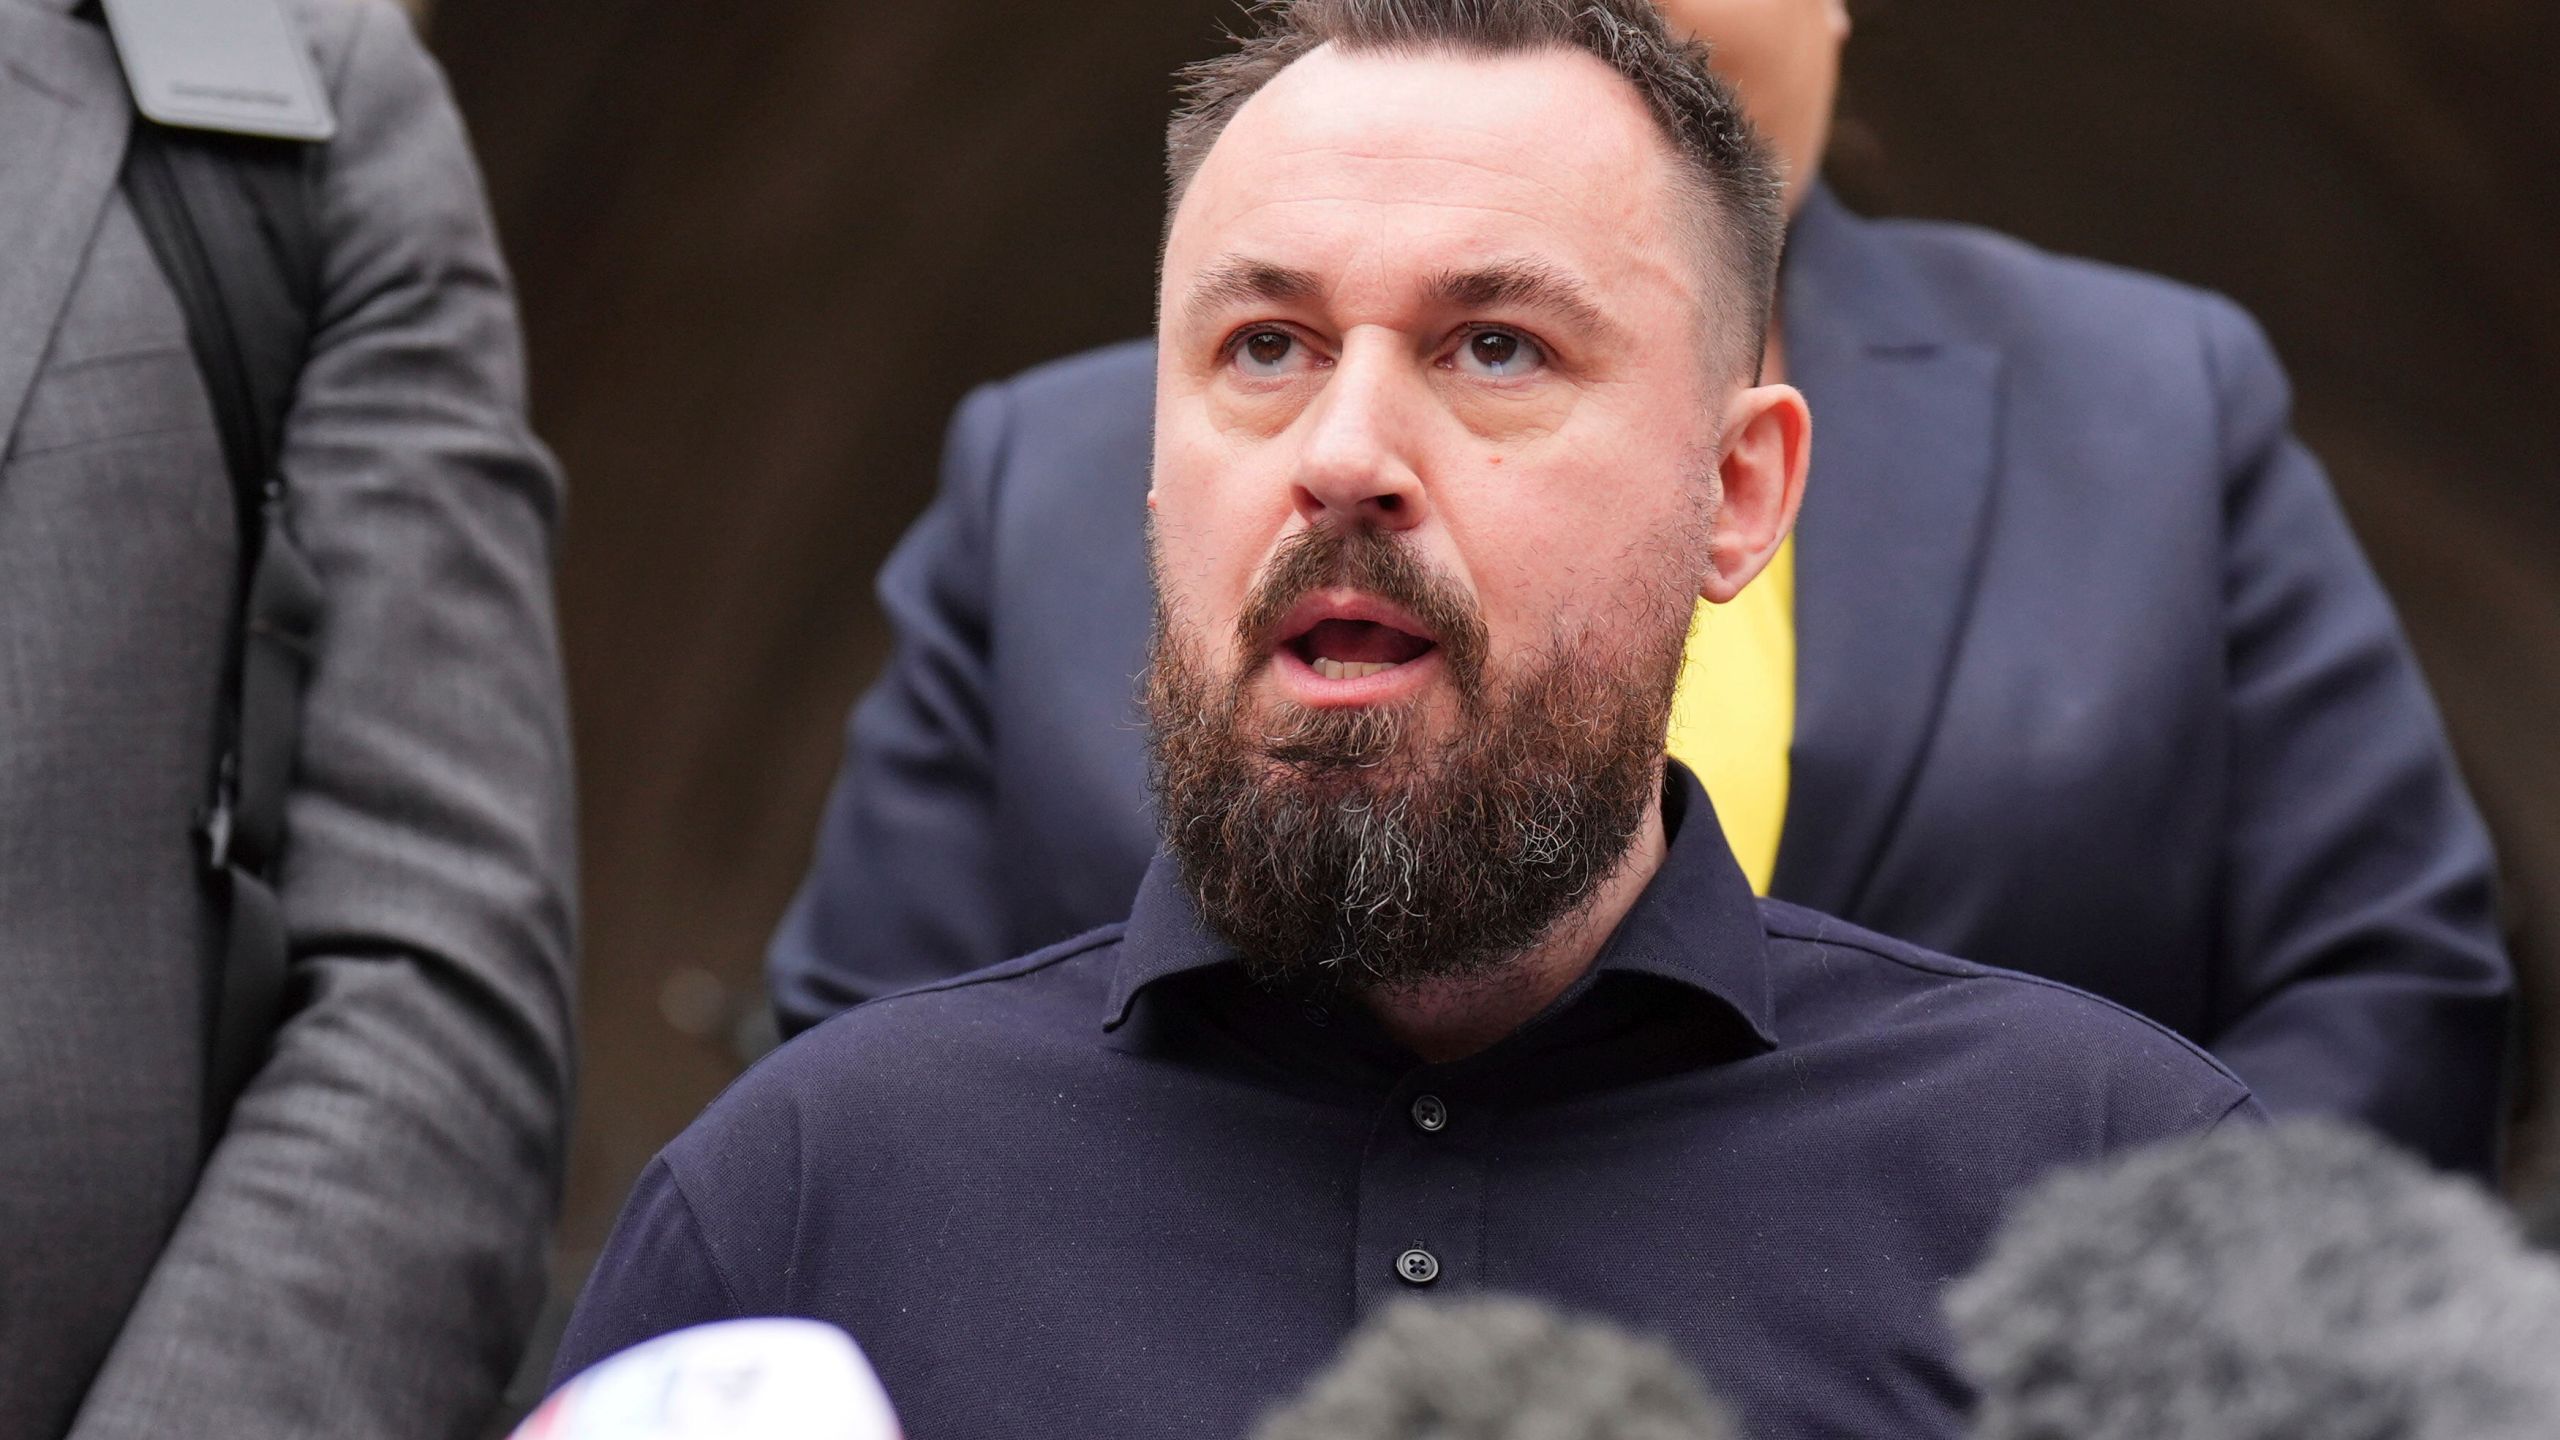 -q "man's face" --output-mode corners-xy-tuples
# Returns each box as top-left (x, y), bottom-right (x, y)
(1152, 42), (1726, 761)
(1146, 43), (1736, 989)
(1657, 0), (1850, 207)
